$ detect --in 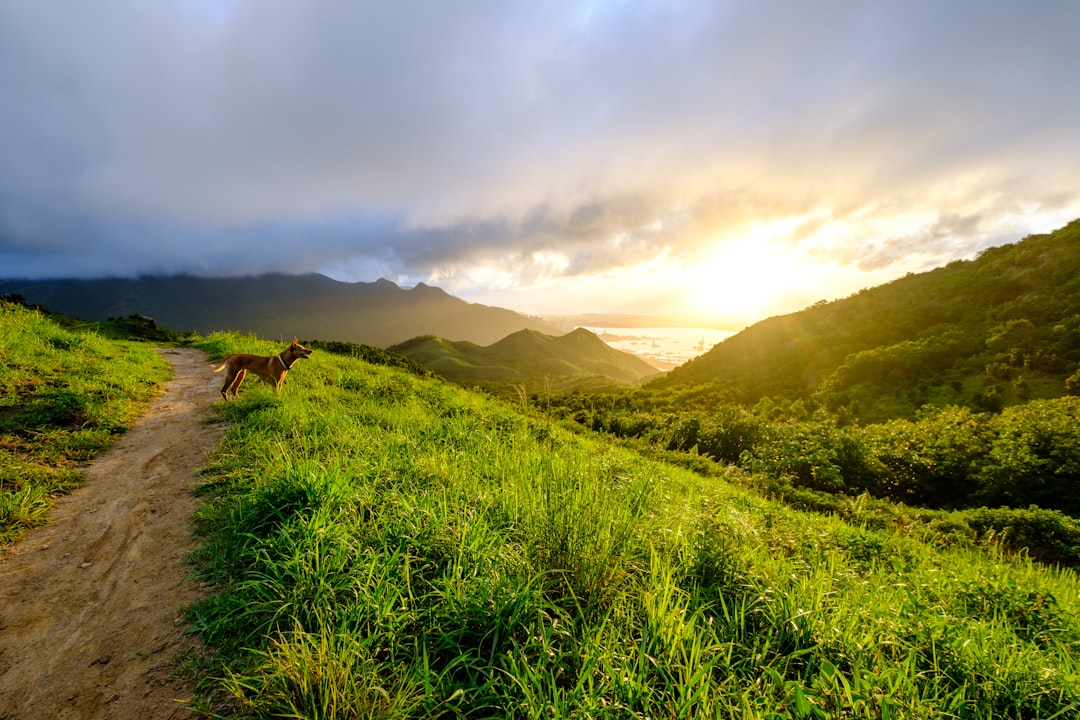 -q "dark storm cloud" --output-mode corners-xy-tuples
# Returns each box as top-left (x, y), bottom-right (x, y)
(2, 0), (1079, 285)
